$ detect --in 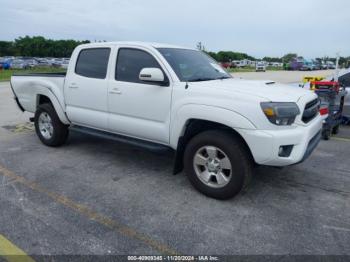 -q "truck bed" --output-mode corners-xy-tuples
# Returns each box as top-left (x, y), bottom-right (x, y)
(12, 72), (67, 77)
(11, 73), (66, 114)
